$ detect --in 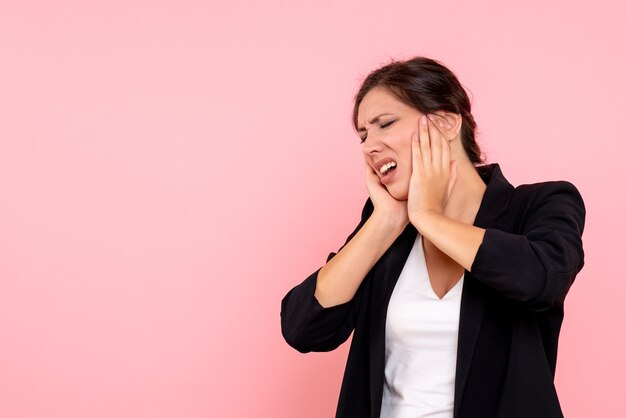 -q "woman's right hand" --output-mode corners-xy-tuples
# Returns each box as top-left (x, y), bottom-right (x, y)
(364, 159), (410, 229)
